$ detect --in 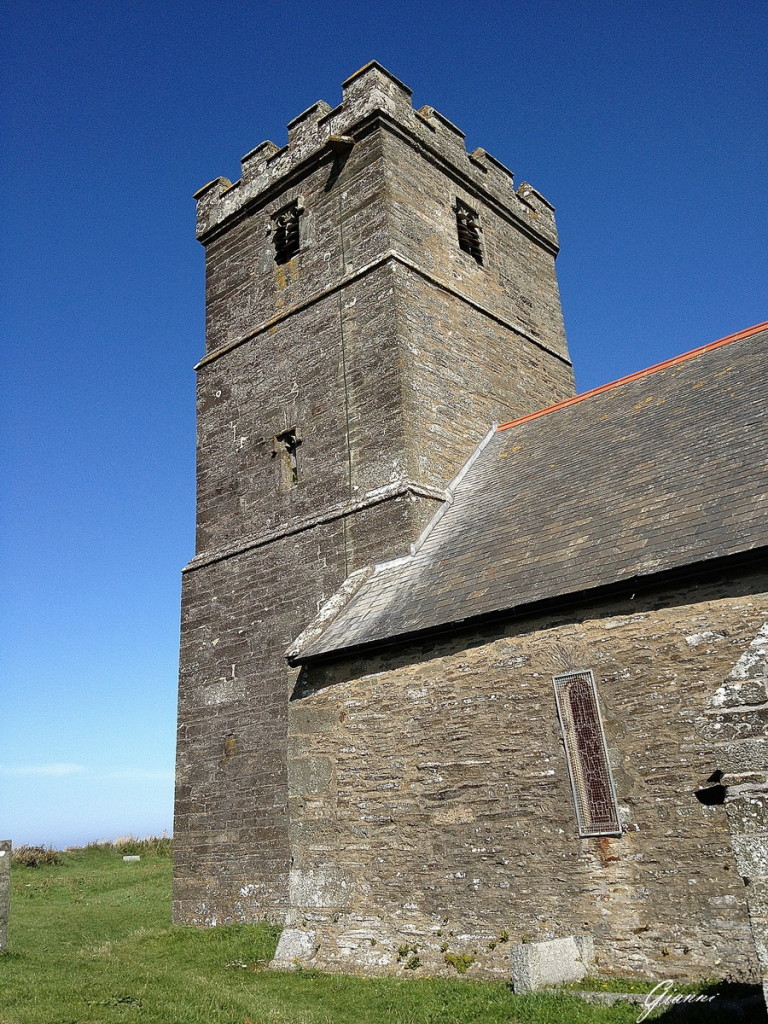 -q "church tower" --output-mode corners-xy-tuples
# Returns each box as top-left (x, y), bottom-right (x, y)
(173, 63), (575, 924)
